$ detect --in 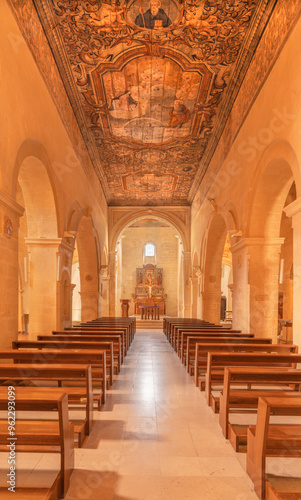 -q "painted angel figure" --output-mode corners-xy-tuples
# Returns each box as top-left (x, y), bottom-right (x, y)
(90, 1), (125, 29)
